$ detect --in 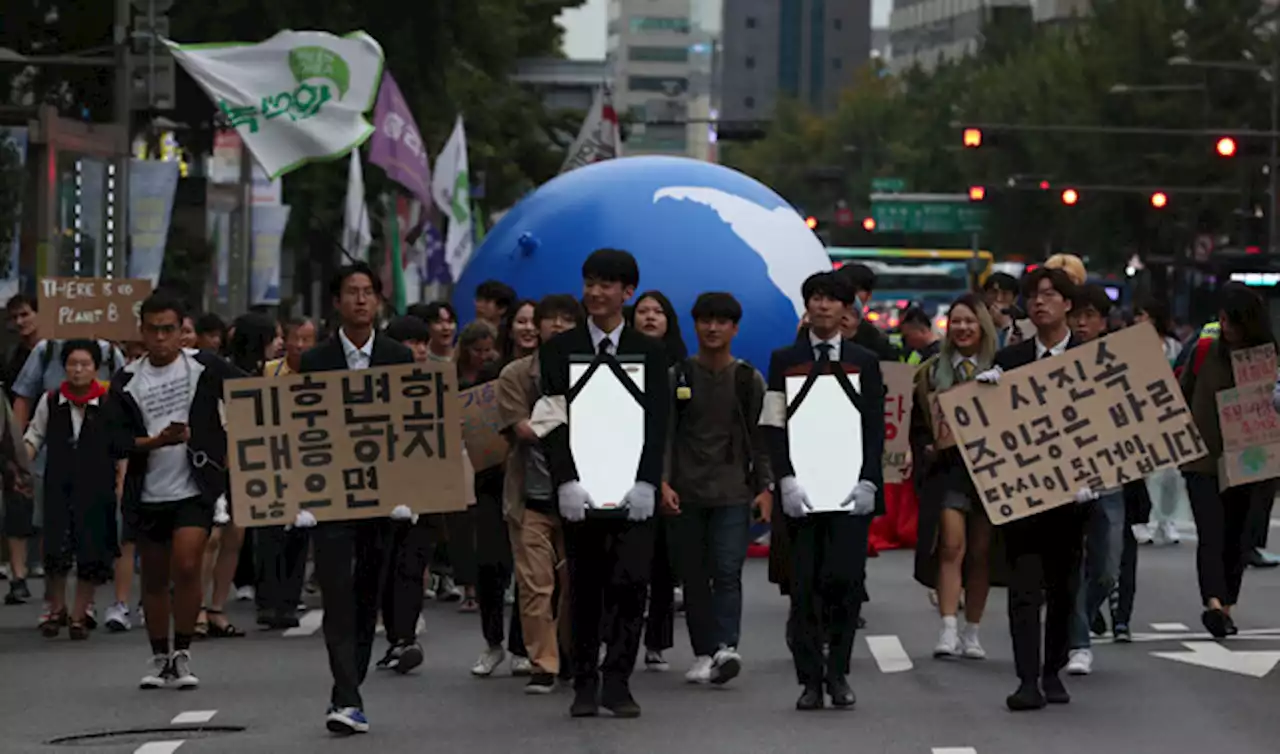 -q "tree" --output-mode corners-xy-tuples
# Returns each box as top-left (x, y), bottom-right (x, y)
(0, 132), (22, 273)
